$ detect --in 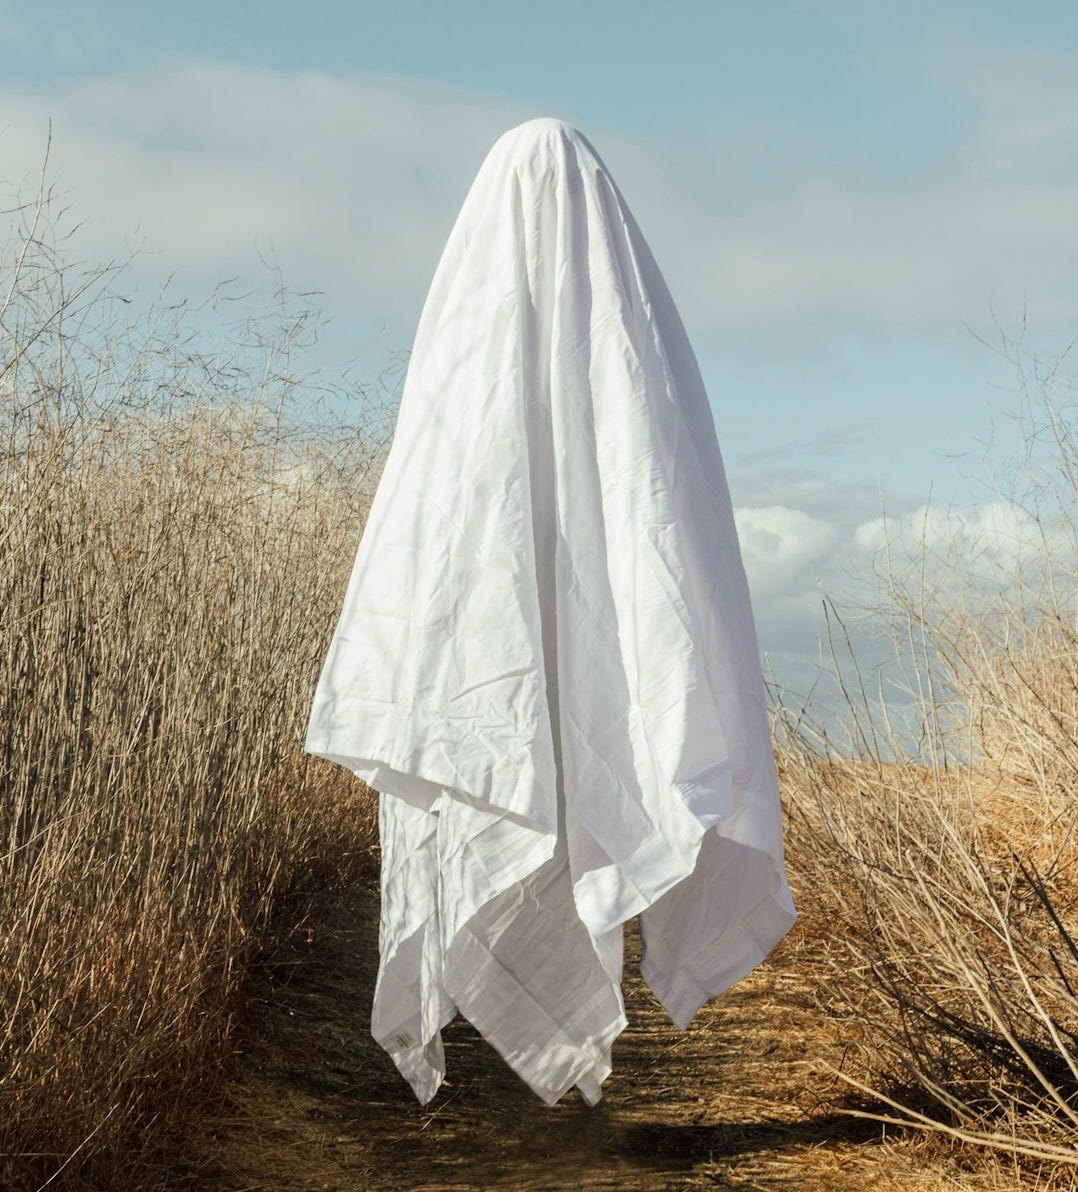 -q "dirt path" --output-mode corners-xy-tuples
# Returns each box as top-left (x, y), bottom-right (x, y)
(193, 883), (987, 1191)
